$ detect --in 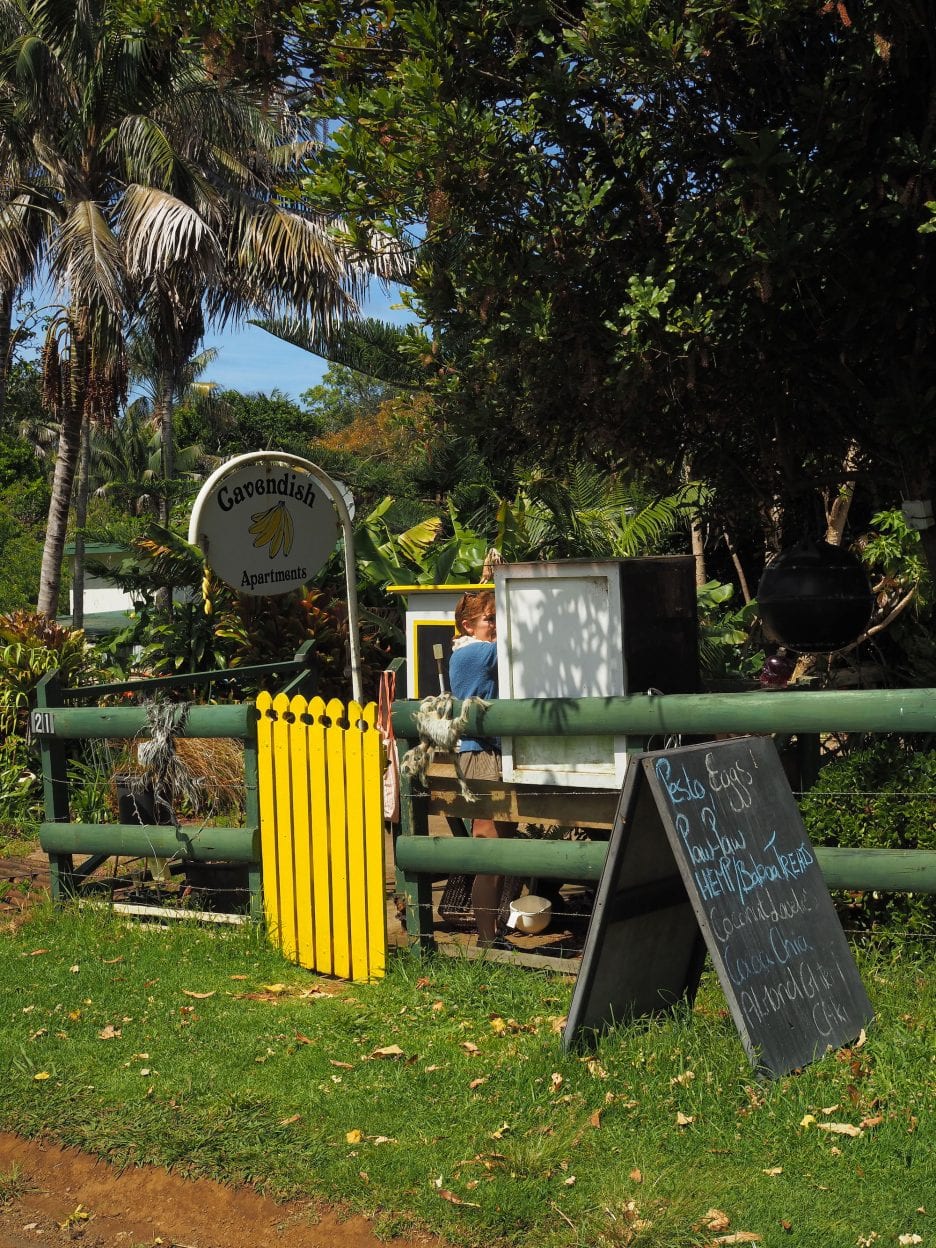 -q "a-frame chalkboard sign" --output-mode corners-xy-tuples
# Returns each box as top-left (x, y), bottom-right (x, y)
(565, 736), (874, 1078)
